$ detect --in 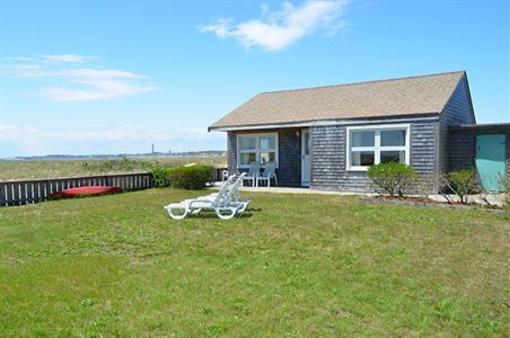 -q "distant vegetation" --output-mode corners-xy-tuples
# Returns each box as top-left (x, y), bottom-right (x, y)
(13, 150), (226, 161)
(0, 156), (227, 181)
